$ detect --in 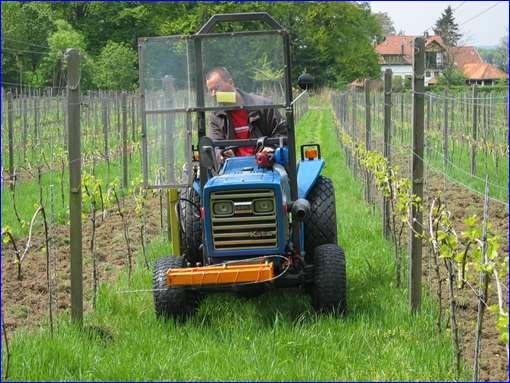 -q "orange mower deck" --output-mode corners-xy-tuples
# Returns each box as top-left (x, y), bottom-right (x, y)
(166, 261), (274, 287)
